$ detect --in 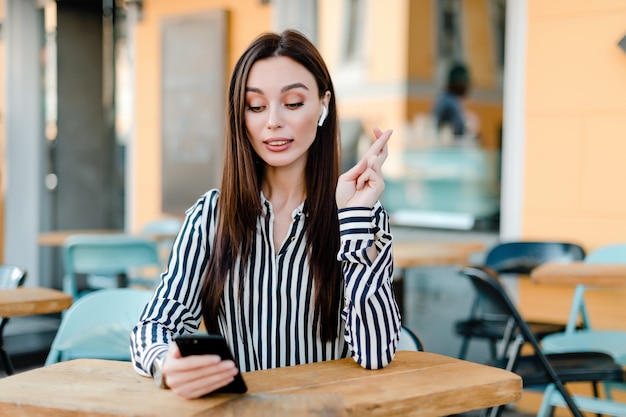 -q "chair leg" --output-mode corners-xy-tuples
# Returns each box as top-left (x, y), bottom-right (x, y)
(604, 381), (615, 400)
(546, 370), (585, 417)
(495, 317), (517, 362)
(458, 336), (470, 360)
(591, 382), (603, 417)
(63, 273), (79, 299)
(0, 319), (15, 375)
(537, 384), (556, 417)
(0, 346), (14, 375)
(565, 285), (592, 333)
(457, 298), (480, 360)
(116, 273), (128, 288)
(480, 404), (505, 417)
(489, 339), (498, 361)
(481, 336), (525, 417)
